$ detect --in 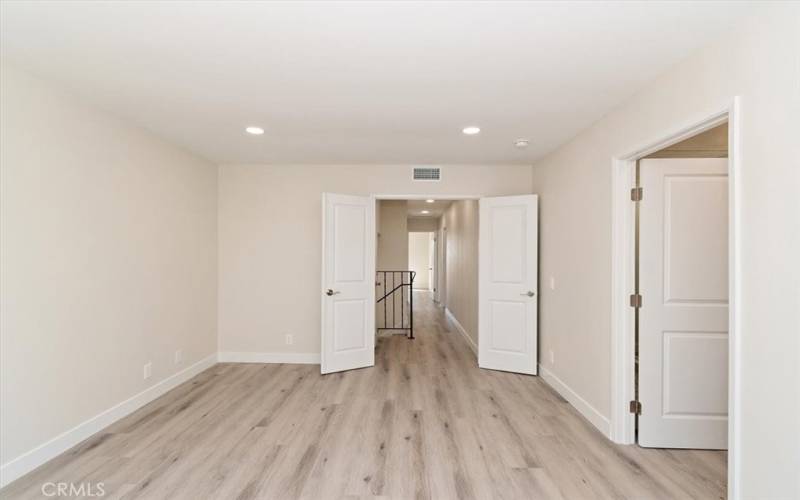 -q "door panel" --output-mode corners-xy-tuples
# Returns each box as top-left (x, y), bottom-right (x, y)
(639, 158), (728, 449)
(663, 175), (729, 303)
(479, 195), (538, 374)
(322, 193), (375, 374)
(662, 332), (728, 417)
(490, 206), (526, 283)
(333, 204), (366, 282)
(333, 300), (367, 351)
(489, 301), (527, 352)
